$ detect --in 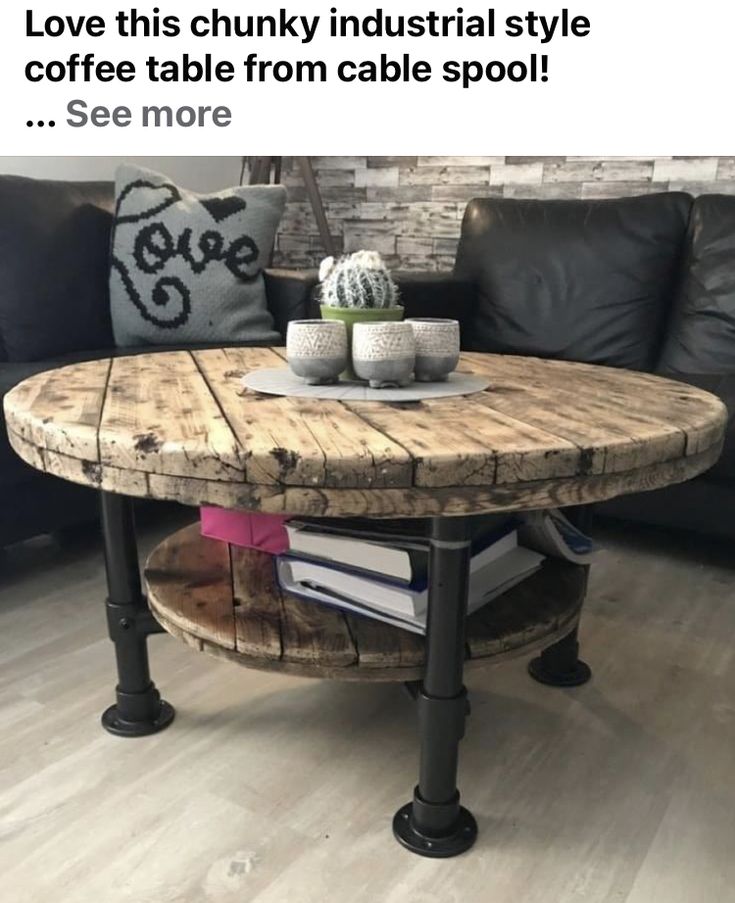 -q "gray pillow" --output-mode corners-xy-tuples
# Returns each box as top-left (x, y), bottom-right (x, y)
(109, 164), (285, 347)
